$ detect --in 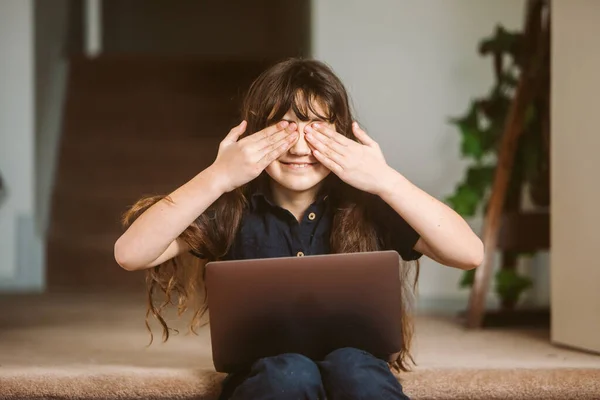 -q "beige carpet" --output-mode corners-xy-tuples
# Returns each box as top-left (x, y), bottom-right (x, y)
(1, 292), (599, 399)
